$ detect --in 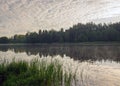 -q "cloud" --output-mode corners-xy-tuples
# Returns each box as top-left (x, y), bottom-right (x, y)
(0, 0), (120, 37)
